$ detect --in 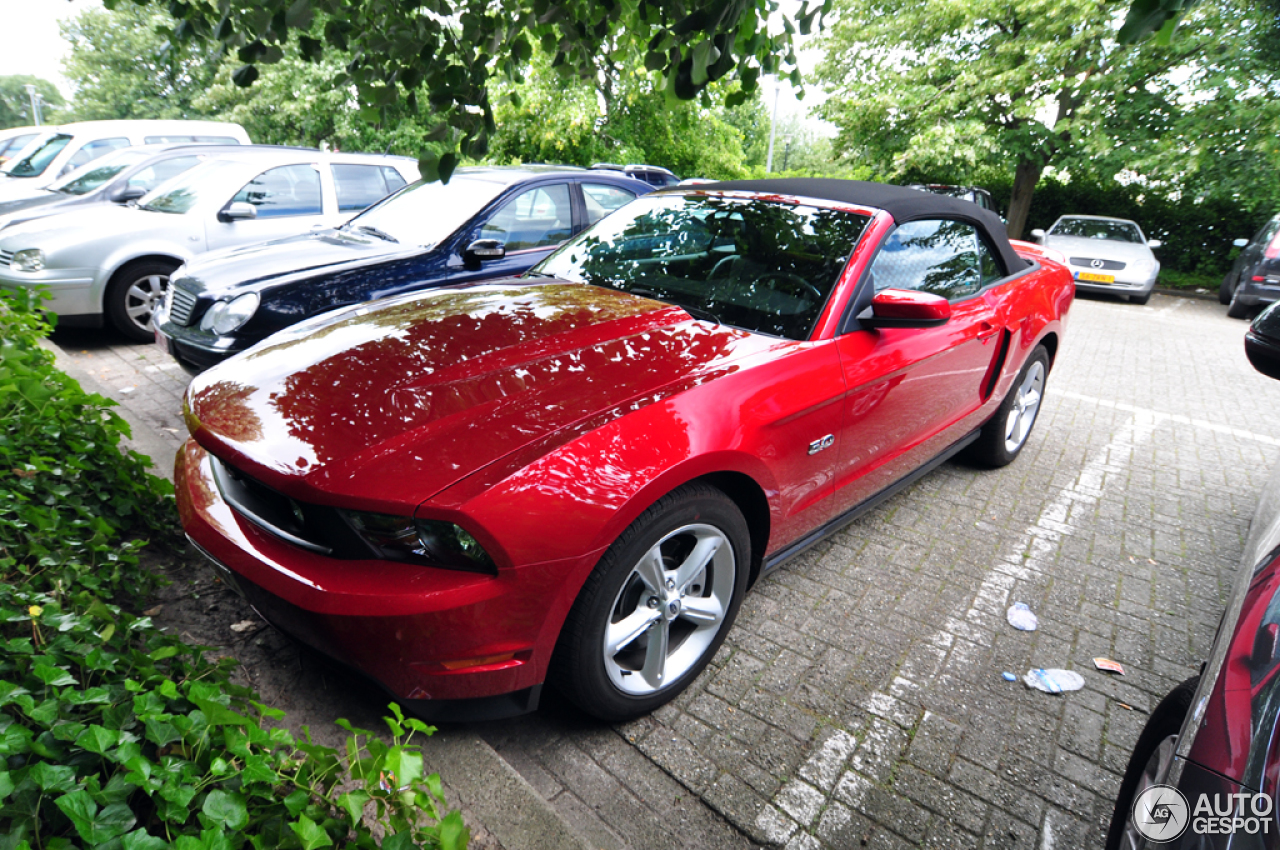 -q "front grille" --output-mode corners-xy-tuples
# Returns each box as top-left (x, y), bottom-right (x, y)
(0, 250), (13, 266)
(169, 286), (199, 326)
(1069, 257), (1126, 271)
(209, 455), (373, 558)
